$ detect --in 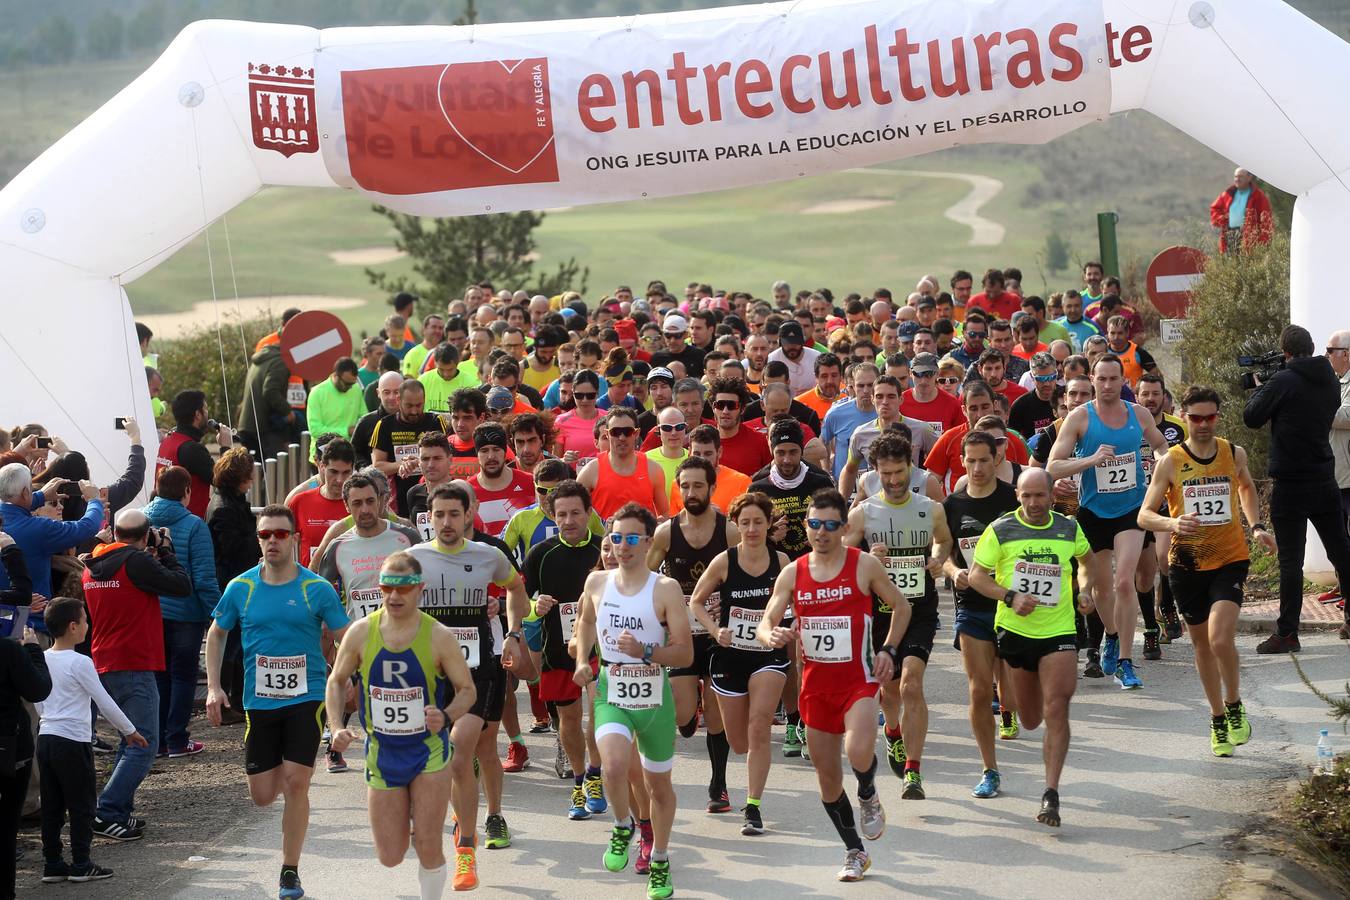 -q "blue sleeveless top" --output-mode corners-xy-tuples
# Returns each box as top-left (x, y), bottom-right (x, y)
(1077, 402), (1146, 517)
